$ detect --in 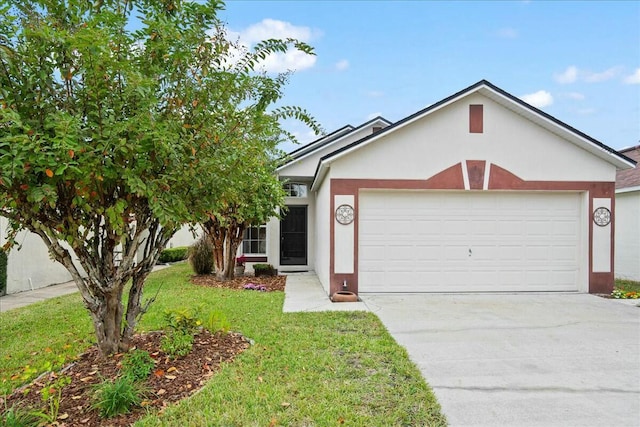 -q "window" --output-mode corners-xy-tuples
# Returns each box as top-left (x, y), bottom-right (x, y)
(243, 225), (266, 254)
(283, 183), (308, 198)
